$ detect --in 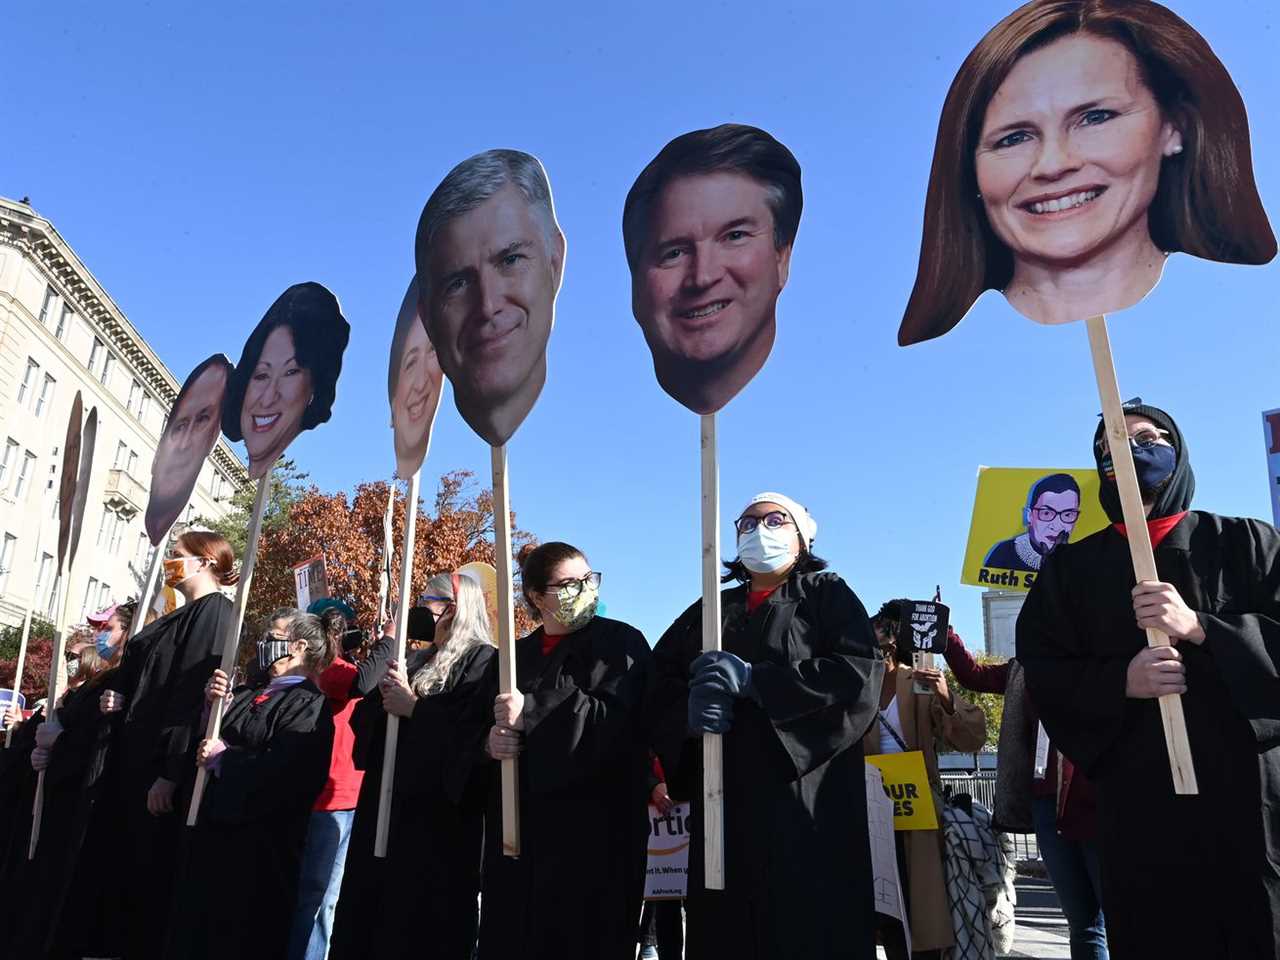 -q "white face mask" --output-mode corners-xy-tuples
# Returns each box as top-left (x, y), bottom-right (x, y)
(737, 526), (797, 574)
